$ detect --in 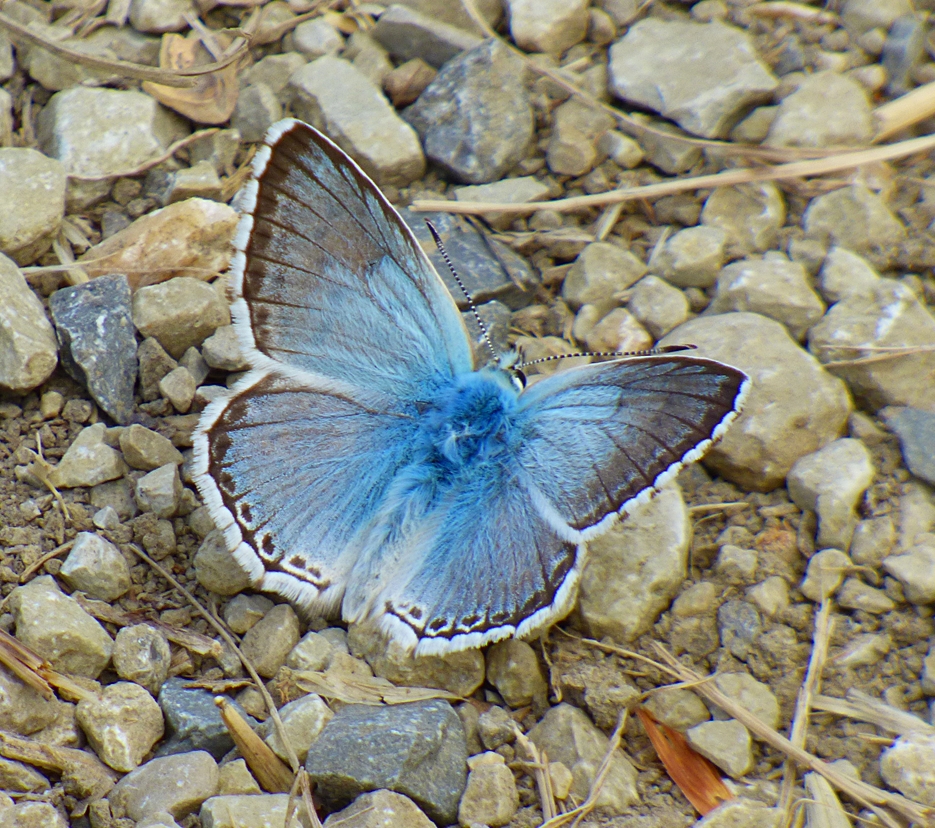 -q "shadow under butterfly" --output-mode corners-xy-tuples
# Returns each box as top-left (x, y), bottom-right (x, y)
(193, 119), (750, 656)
